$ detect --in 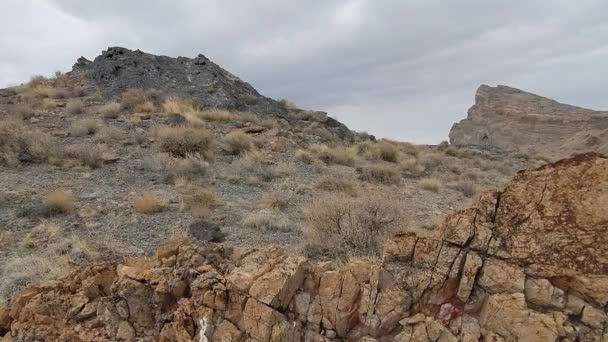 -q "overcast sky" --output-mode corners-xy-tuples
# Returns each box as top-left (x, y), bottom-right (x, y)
(2, 1), (608, 143)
